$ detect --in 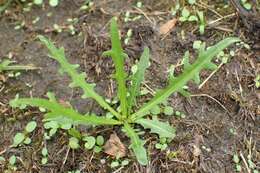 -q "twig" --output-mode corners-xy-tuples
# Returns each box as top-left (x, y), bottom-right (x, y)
(61, 147), (70, 170)
(190, 93), (230, 115)
(199, 62), (224, 89)
(208, 13), (236, 26)
(112, 166), (124, 173)
(133, 7), (154, 25)
(196, 2), (223, 18)
(240, 151), (251, 173)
